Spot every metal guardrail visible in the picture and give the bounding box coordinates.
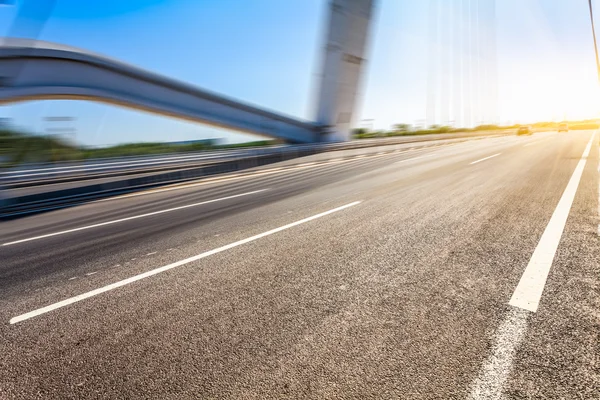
[0,131,514,218]
[0,130,511,188]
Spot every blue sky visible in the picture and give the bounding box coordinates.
[1,0,600,146]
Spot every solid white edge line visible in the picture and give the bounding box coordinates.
[2,189,269,246]
[470,153,501,165]
[509,132,596,312]
[468,307,530,399]
[470,131,597,398]
[9,201,361,324]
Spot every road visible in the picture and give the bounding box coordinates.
[1,130,507,190]
[3,135,494,202]
[0,130,598,399]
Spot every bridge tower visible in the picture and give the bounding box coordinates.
[314,0,377,142]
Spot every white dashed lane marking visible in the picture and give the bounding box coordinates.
[470,153,501,165]
[2,190,269,246]
[9,201,362,324]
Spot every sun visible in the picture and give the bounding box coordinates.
[499,62,600,123]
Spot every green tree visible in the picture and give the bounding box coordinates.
[393,123,411,132]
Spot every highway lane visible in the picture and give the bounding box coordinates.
[2,137,458,198]
[0,133,547,250]
[1,131,507,185]
[3,134,508,200]
[2,137,510,293]
[0,130,598,398]
[0,133,545,220]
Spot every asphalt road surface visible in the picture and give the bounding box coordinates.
[1,130,502,185]
[1,131,598,399]
[2,136,478,199]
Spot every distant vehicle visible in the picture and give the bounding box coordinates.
[517,126,533,136]
[558,123,569,132]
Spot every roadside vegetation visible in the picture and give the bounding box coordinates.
[2,119,597,168]
[352,119,599,139]
[0,128,276,168]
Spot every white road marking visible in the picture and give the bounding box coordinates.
[470,131,596,399]
[396,142,484,167]
[393,151,439,164]
[2,189,268,246]
[9,201,361,324]
[392,140,500,166]
[392,142,485,166]
[85,272,97,276]
[509,132,595,312]
[104,156,377,201]
[93,144,454,203]
[146,252,157,256]
[68,277,77,281]
[468,307,530,400]
[523,137,551,147]
[470,153,501,165]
